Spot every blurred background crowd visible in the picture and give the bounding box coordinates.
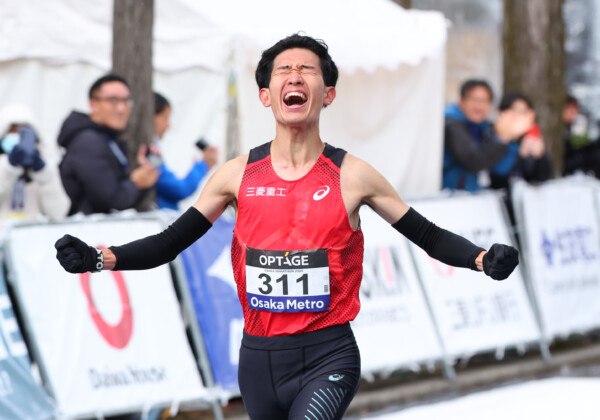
[0,0,596,236]
[0,78,219,233]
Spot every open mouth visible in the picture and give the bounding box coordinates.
[283,92,307,106]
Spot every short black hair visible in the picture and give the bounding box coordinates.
[154,92,170,115]
[255,34,338,90]
[498,92,534,111]
[460,79,494,101]
[88,74,129,99]
[565,94,579,107]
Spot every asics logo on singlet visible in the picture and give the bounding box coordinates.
[313,186,330,201]
[328,374,344,381]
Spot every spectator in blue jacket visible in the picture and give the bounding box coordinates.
[151,93,218,210]
[443,79,531,192]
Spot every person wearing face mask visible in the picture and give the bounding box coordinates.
[443,79,532,192]
[0,104,69,234]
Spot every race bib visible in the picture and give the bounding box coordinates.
[245,247,330,313]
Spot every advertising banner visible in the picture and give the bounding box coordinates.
[517,181,600,340]
[5,218,206,418]
[0,260,55,420]
[180,214,243,393]
[351,209,443,375]
[408,194,540,357]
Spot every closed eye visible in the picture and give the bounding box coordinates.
[274,65,318,76]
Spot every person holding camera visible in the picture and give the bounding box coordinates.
[0,104,69,233]
[151,92,219,210]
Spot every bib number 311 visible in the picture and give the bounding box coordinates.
[246,247,329,313]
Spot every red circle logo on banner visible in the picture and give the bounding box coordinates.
[79,249,133,349]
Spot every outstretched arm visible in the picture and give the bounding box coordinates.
[55,155,246,273]
[341,154,518,280]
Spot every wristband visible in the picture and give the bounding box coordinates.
[93,247,104,272]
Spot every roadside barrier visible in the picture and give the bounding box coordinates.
[0,259,54,419]
[353,208,444,379]
[1,176,599,417]
[512,177,600,343]
[2,215,211,419]
[407,193,542,362]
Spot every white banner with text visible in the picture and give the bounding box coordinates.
[517,180,600,340]
[352,209,443,375]
[408,194,540,358]
[5,218,206,418]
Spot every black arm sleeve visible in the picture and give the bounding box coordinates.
[109,207,212,270]
[392,207,485,271]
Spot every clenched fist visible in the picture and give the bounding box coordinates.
[482,243,519,280]
[55,234,103,273]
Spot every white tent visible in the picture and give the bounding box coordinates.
[0,0,446,203]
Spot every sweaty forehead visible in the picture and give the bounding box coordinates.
[273,48,321,68]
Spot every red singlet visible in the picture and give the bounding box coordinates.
[232,142,364,336]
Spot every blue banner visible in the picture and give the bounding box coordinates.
[180,214,243,392]
[0,260,55,419]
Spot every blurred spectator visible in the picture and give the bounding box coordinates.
[57,74,159,215]
[150,92,218,210]
[443,79,531,191]
[489,93,553,190]
[0,104,69,232]
[562,94,600,177]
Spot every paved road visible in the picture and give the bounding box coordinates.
[354,376,599,419]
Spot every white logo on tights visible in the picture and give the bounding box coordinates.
[313,186,330,201]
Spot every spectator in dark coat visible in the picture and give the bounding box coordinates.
[443,79,531,192]
[562,94,600,178]
[57,74,159,215]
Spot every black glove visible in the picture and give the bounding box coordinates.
[55,234,103,273]
[482,243,519,280]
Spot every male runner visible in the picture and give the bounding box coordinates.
[55,34,519,420]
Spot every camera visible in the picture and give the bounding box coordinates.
[1,126,36,155]
[1,126,44,170]
[195,138,209,151]
[18,126,37,156]
[146,148,163,168]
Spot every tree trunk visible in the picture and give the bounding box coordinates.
[112,0,155,209]
[503,0,566,176]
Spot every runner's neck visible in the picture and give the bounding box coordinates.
[270,137,325,180]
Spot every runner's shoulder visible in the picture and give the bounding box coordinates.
[340,153,379,182]
[204,153,248,193]
[215,154,248,178]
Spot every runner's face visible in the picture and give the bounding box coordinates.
[259,48,335,127]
